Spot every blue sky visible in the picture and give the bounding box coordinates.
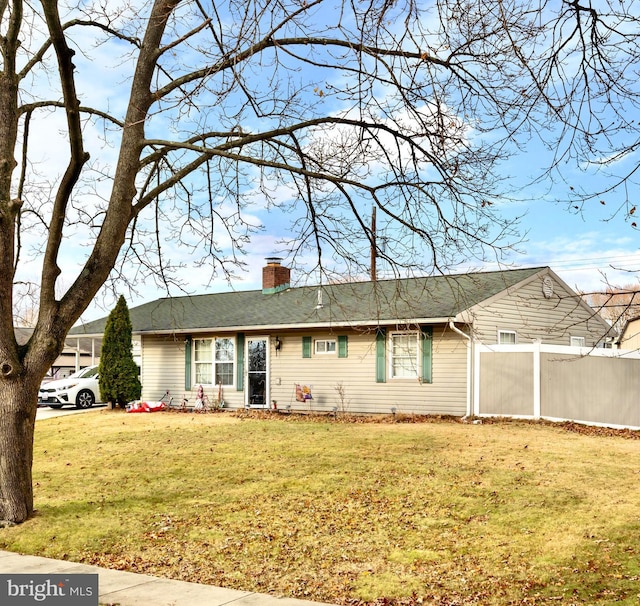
[75,127,637,321]
[72,104,640,323]
[74,194,640,324]
[14,1,640,324]
[492,131,640,295]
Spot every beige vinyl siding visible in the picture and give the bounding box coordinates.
[140,334,246,408]
[269,325,468,416]
[141,325,468,415]
[473,275,605,346]
[140,335,184,402]
[618,318,640,350]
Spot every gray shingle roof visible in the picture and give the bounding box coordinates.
[70,267,546,336]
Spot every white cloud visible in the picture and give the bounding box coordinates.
[508,231,640,292]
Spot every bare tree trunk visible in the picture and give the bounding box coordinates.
[0,378,38,524]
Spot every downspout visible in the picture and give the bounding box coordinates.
[449,320,473,418]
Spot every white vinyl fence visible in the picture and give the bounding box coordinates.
[474,344,640,430]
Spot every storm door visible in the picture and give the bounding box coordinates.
[246,337,268,408]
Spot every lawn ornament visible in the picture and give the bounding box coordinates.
[125,399,167,413]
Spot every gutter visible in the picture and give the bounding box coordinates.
[70,317,458,338]
[449,320,473,418]
[448,319,469,341]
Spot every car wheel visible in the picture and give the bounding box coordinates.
[75,389,95,409]
[49,404,63,409]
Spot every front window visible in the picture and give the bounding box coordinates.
[315,339,336,354]
[194,338,235,386]
[215,338,235,385]
[194,340,213,384]
[390,332,418,378]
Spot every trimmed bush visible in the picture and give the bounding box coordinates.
[99,296,141,407]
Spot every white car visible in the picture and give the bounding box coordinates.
[38,365,101,409]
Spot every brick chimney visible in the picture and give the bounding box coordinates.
[262,258,290,294]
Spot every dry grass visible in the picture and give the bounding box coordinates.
[1,410,639,605]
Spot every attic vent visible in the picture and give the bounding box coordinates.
[542,276,554,299]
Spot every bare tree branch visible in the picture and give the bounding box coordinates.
[3,0,640,523]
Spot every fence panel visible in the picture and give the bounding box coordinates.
[476,345,640,430]
[478,352,533,416]
[541,353,640,428]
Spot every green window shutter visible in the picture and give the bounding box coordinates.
[302,336,312,358]
[421,326,433,384]
[338,335,348,358]
[184,335,192,391]
[376,328,386,383]
[236,332,245,391]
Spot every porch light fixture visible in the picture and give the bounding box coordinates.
[274,336,282,351]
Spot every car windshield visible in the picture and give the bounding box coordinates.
[70,366,98,379]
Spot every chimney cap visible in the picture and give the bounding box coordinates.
[265,257,283,265]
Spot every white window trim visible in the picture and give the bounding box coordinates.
[498,330,517,345]
[194,337,236,387]
[570,336,586,347]
[314,339,337,354]
[389,331,420,380]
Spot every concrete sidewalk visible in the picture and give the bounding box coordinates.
[0,550,336,606]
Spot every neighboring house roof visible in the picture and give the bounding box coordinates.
[70,266,553,336]
[14,327,35,346]
[15,327,100,356]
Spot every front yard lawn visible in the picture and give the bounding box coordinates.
[1,411,639,605]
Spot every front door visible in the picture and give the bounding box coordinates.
[246,337,268,408]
